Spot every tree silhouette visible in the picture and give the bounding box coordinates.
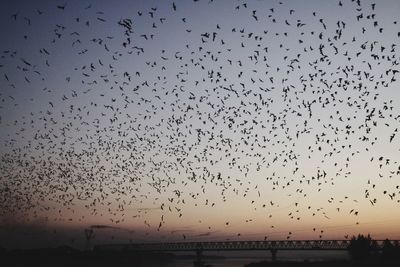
[348,234,378,261]
[382,239,400,261]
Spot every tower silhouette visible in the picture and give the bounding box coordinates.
[84,228,94,250]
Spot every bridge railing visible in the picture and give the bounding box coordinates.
[94,240,400,252]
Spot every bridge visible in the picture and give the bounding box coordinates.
[94,239,400,263]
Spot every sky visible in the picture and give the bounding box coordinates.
[0,0,400,249]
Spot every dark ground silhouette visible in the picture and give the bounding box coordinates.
[0,246,175,267]
[2,235,400,267]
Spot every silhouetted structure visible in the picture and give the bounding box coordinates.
[95,239,400,262]
[244,236,400,267]
[84,228,94,250]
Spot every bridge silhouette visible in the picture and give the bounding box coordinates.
[94,239,400,262]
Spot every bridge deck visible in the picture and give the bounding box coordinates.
[95,240,400,252]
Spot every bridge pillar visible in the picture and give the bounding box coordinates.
[194,249,204,267]
[270,249,278,261]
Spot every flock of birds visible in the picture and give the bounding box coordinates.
[0,0,400,244]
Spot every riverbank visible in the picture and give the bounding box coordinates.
[245,259,400,267]
[0,246,175,267]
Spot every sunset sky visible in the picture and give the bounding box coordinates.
[0,0,400,249]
